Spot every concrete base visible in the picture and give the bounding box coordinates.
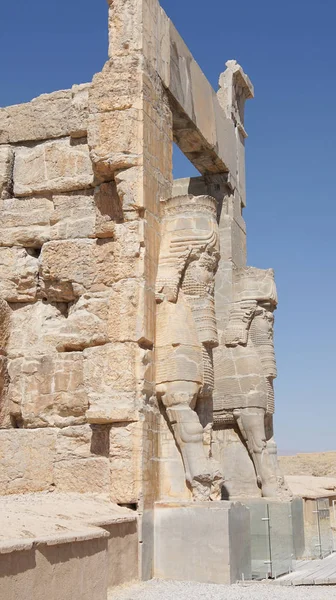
[0,493,139,599]
[154,501,251,584]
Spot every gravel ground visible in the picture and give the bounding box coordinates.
[109,579,336,600]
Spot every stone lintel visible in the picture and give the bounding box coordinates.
[166,22,238,180]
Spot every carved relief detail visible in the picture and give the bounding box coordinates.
[155,195,223,500]
[214,266,286,497]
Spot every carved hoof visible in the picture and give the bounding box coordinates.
[192,478,212,501]
[210,475,224,501]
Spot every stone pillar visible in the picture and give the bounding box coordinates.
[88,0,173,580]
[211,63,262,497]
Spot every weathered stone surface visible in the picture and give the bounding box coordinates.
[8,353,88,428]
[88,109,141,178]
[0,145,13,199]
[0,85,90,145]
[48,293,109,352]
[0,429,56,494]
[69,84,90,138]
[0,197,53,246]
[0,296,10,350]
[54,457,110,495]
[39,239,110,301]
[90,57,142,113]
[94,182,121,235]
[7,301,64,358]
[110,422,141,503]
[107,0,142,58]
[0,190,119,247]
[108,279,144,343]
[40,223,140,301]
[51,192,96,240]
[55,424,93,461]
[115,166,142,214]
[0,357,10,429]
[13,138,94,197]
[0,247,38,302]
[84,343,139,424]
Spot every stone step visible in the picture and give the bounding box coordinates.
[0,492,139,600]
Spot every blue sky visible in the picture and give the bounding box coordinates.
[1,0,335,453]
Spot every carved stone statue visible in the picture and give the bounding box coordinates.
[214,267,284,497]
[155,194,223,500]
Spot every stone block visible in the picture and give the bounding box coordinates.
[8,353,88,428]
[107,279,145,343]
[47,293,109,352]
[154,501,251,583]
[0,429,56,494]
[7,301,65,358]
[0,247,38,302]
[107,0,142,58]
[0,85,90,144]
[88,109,141,178]
[0,197,53,247]
[115,166,143,213]
[13,138,94,197]
[94,182,121,236]
[69,83,90,138]
[39,239,108,301]
[143,0,170,85]
[54,457,110,495]
[169,22,237,178]
[106,520,139,588]
[0,145,13,199]
[0,189,119,247]
[90,56,142,113]
[84,343,139,424]
[55,425,94,461]
[109,422,142,504]
[0,541,109,600]
[50,192,96,240]
[40,224,139,301]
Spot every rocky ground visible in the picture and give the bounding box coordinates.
[109,580,336,600]
[279,452,336,478]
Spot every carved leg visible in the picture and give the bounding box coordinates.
[234,407,278,498]
[264,413,286,487]
[158,381,220,500]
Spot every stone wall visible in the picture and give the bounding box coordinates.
[0,79,149,505]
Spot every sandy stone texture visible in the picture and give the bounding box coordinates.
[0,429,57,494]
[0,85,90,144]
[13,138,94,197]
[8,353,88,428]
[0,247,38,302]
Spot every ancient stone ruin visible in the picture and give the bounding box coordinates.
[1,0,334,597]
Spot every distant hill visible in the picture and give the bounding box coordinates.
[279,451,336,478]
